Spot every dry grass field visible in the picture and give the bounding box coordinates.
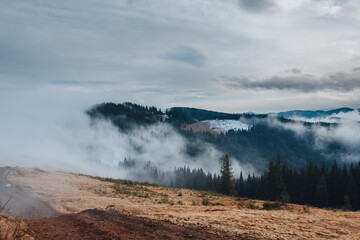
[1,167,359,239]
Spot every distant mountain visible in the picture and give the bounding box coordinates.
[165,107,268,126]
[86,102,352,171]
[277,107,354,119]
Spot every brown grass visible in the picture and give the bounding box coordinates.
[0,215,33,240]
[7,167,360,240]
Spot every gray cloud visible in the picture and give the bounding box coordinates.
[222,70,360,92]
[238,0,275,12]
[1,0,360,112]
[285,68,302,74]
[165,47,206,68]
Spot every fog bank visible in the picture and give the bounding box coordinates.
[271,111,360,163]
[0,92,254,179]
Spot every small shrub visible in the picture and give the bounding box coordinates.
[237,200,260,209]
[202,198,209,206]
[157,195,174,205]
[178,192,183,197]
[248,202,258,209]
[262,201,282,210]
[210,202,224,206]
[303,205,311,213]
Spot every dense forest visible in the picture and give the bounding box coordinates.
[88,102,360,210]
[125,156,360,210]
[182,125,329,170]
[86,102,163,131]
[86,102,340,169]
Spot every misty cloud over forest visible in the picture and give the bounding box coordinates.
[0,95,254,179]
[270,110,360,162]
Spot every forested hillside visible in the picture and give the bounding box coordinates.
[86,102,343,170]
[86,102,163,131]
[82,102,360,210]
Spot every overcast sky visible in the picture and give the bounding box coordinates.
[1,0,360,112]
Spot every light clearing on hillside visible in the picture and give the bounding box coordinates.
[203,120,251,134]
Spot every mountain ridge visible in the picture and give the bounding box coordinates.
[86,102,358,171]
[277,107,355,119]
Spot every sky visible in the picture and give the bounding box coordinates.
[1,0,360,175]
[1,0,360,113]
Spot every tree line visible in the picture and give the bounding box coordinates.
[125,155,360,210]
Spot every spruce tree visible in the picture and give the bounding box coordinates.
[328,161,342,207]
[315,175,329,208]
[346,174,360,210]
[236,172,245,197]
[220,154,235,195]
[265,157,288,202]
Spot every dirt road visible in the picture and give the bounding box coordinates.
[0,167,57,218]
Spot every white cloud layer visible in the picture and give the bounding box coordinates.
[271,110,360,163]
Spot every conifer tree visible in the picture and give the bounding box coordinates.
[346,174,360,210]
[220,154,235,195]
[328,161,342,207]
[265,157,289,202]
[315,175,329,208]
[236,172,245,197]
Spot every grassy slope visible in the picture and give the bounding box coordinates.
[4,167,360,240]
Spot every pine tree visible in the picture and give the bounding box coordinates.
[328,161,342,207]
[206,173,215,191]
[315,175,329,208]
[265,157,288,202]
[340,164,349,200]
[220,154,235,195]
[236,172,245,197]
[346,174,360,210]
[302,160,317,205]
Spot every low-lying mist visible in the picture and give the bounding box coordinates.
[0,96,254,181]
[270,111,360,163]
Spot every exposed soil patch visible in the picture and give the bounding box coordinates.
[25,209,251,240]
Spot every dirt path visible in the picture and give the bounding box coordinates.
[0,167,58,218]
[26,209,253,240]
